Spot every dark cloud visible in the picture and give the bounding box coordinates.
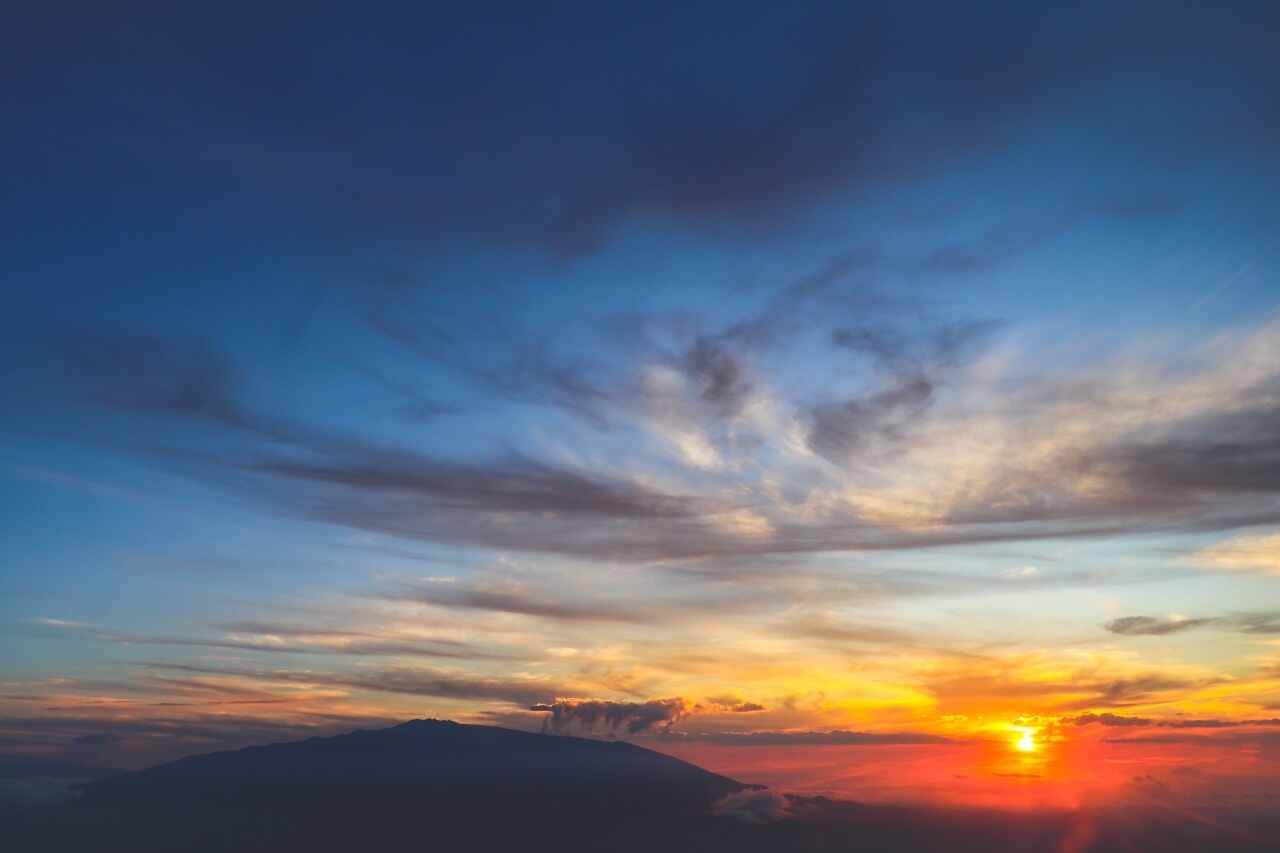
[1074,714,1280,731]
[1096,675,1206,706]
[830,318,996,373]
[681,336,752,420]
[902,196,1183,277]
[376,574,778,627]
[1234,613,1280,634]
[378,580,658,624]
[301,670,563,707]
[0,710,398,771]
[30,617,503,661]
[804,374,935,464]
[7,1,1271,276]
[1163,718,1280,729]
[668,730,956,746]
[711,788,795,824]
[256,449,696,521]
[1102,403,1280,500]
[48,331,247,428]
[0,778,90,809]
[1102,736,1192,745]
[1071,713,1153,727]
[366,306,619,423]
[533,697,689,735]
[1103,612,1280,638]
[806,315,997,465]
[1104,616,1214,636]
[1131,774,1165,787]
[143,660,570,708]
[67,733,122,761]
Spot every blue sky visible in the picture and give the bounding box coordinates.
[1,2,1279,793]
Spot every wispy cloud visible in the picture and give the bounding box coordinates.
[1187,531,1280,576]
[25,312,1280,562]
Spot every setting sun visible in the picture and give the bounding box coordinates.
[1014,729,1036,752]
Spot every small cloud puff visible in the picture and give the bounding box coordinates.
[1002,566,1040,579]
[533,697,690,734]
[712,788,795,824]
[532,695,770,734]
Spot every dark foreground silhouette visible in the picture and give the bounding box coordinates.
[3,720,1277,852]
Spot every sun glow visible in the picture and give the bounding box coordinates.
[1013,728,1036,752]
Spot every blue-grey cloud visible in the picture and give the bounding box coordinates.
[7,1,1276,265]
[1104,617,1214,636]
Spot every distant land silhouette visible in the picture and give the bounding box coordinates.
[3,719,1276,852]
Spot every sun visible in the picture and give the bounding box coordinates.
[1014,728,1036,752]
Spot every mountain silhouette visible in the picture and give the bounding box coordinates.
[3,720,1277,852]
[5,719,748,852]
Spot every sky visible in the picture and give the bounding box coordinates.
[2,0,1279,818]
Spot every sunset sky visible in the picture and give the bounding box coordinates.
[2,0,1279,815]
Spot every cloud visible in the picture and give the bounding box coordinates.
[1104,616,1214,636]
[1234,612,1280,634]
[1163,718,1280,729]
[903,197,1182,277]
[1003,566,1040,579]
[378,579,666,625]
[47,331,248,428]
[28,616,504,662]
[1071,713,1152,727]
[533,697,690,735]
[21,298,1280,564]
[10,1,1279,264]
[1101,736,1191,745]
[804,374,935,465]
[711,788,794,824]
[670,730,956,746]
[1072,714,1280,730]
[1188,532,1280,576]
[137,660,573,709]
[681,336,753,420]
[67,732,122,761]
[258,449,696,521]
[727,702,768,713]
[0,778,88,809]
[1101,612,1280,637]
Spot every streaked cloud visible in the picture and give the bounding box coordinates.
[1104,616,1214,636]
